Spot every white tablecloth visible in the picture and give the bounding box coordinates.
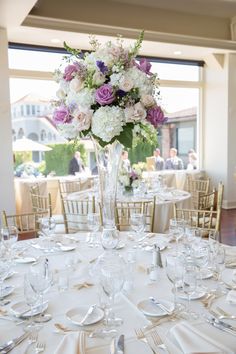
[1,234,236,353]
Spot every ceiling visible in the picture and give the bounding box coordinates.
[2,0,236,62]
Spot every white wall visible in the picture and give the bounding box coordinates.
[0,29,15,217]
[203,53,236,208]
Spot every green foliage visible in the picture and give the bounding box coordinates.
[44,142,86,176]
[14,152,32,168]
[128,130,158,165]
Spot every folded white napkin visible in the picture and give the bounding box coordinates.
[169,321,230,353]
[226,289,236,304]
[54,331,86,354]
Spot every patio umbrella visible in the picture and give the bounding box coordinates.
[13,137,52,152]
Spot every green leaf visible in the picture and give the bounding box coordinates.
[117,123,134,148]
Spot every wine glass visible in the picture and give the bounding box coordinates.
[214,246,226,295]
[28,258,52,323]
[192,244,209,289]
[130,213,145,242]
[1,226,18,259]
[208,230,220,254]
[183,264,198,319]
[101,227,119,250]
[87,213,101,247]
[165,254,185,312]
[24,273,40,331]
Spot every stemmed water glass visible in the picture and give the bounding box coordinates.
[130,213,145,242]
[98,255,125,336]
[87,213,101,247]
[192,244,209,289]
[214,246,226,295]
[28,258,52,323]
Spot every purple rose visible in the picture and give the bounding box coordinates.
[147,106,167,128]
[53,106,72,124]
[63,63,79,81]
[95,84,115,105]
[138,58,152,75]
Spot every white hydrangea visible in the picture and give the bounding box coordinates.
[119,175,130,187]
[109,72,123,86]
[92,106,125,142]
[126,67,153,95]
[76,88,95,109]
[57,122,78,139]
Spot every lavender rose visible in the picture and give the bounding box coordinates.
[63,63,79,81]
[95,84,115,105]
[147,106,167,128]
[53,106,72,124]
[138,58,152,75]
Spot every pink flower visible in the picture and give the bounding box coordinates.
[138,58,152,75]
[95,84,115,105]
[147,106,167,128]
[53,106,72,124]
[74,109,92,131]
[63,63,79,81]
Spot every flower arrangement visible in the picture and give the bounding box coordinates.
[119,165,142,190]
[53,31,167,147]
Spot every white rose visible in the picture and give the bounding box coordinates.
[92,71,106,86]
[119,76,133,92]
[56,88,66,99]
[73,109,92,131]
[125,102,146,122]
[69,77,83,92]
[141,94,156,108]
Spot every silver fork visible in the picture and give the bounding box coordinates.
[24,333,38,354]
[150,330,170,353]
[135,328,157,354]
[35,342,45,353]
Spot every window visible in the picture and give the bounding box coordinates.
[26,105,30,115]
[18,128,24,139]
[32,105,36,115]
[20,105,24,116]
[40,129,46,141]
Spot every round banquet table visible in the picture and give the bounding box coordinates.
[67,189,192,233]
[1,234,236,353]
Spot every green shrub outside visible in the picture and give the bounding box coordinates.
[44,142,86,176]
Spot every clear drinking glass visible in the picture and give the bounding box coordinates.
[214,246,226,295]
[130,213,145,241]
[40,217,56,251]
[169,218,184,253]
[165,254,185,311]
[28,258,52,323]
[0,260,10,304]
[183,264,198,320]
[1,226,18,259]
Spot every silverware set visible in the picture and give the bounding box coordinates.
[135,327,169,354]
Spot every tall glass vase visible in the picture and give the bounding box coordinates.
[92,137,123,227]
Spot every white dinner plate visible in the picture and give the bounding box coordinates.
[0,285,14,298]
[11,301,48,318]
[201,269,213,280]
[66,306,104,326]
[57,245,76,252]
[15,257,37,264]
[177,287,206,300]
[137,299,175,317]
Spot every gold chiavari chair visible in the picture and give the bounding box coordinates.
[198,190,216,211]
[1,210,48,239]
[115,197,156,232]
[61,196,98,233]
[216,181,224,210]
[174,205,221,236]
[30,188,52,216]
[58,179,82,198]
[186,177,211,209]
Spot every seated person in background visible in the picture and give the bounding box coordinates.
[187,149,198,170]
[68,151,85,175]
[121,150,131,172]
[154,148,164,171]
[165,148,184,170]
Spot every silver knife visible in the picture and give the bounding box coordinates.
[0,332,29,353]
[110,337,116,354]
[117,334,124,354]
[207,317,236,337]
